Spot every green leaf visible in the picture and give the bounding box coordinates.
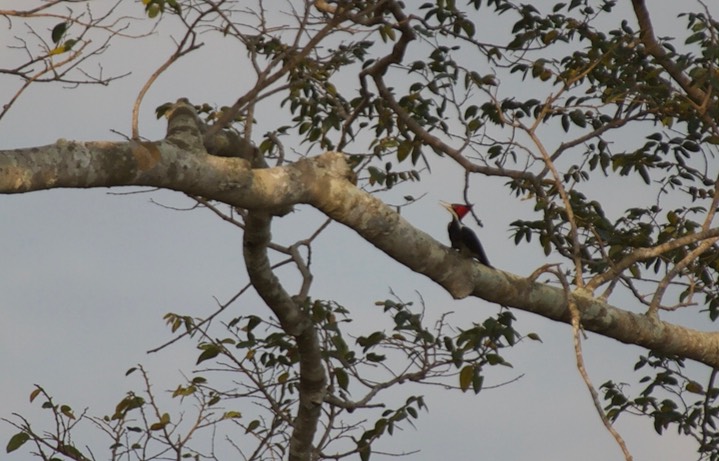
[472,373,484,394]
[60,444,85,460]
[172,384,197,398]
[526,332,542,342]
[487,145,502,158]
[112,394,144,419]
[461,20,475,38]
[167,0,181,14]
[459,365,473,392]
[638,165,650,185]
[29,387,42,402]
[542,30,558,45]
[685,31,706,45]
[486,353,507,366]
[63,39,77,52]
[147,3,161,18]
[6,432,30,453]
[569,110,586,128]
[245,315,262,332]
[51,23,67,44]
[60,404,75,420]
[366,352,386,362]
[149,413,171,431]
[367,166,385,186]
[357,331,386,352]
[335,368,349,391]
[196,344,221,365]
[245,419,260,434]
[682,141,700,152]
[149,422,165,431]
[359,442,371,461]
[397,140,411,162]
[685,381,704,394]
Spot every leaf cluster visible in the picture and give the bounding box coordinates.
[602,353,719,460]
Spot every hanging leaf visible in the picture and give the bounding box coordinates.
[335,368,349,391]
[459,365,473,392]
[196,344,221,365]
[245,419,260,434]
[29,387,42,403]
[51,23,68,44]
[6,432,30,453]
[60,404,75,420]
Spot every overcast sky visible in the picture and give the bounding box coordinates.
[1,2,716,460]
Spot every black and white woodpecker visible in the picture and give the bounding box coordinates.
[440,201,492,267]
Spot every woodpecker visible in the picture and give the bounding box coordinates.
[440,201,492,267]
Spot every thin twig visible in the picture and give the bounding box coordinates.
[553,268,633,461]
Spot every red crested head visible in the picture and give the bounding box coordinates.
[451,203,473,220]
[441,201,473,221]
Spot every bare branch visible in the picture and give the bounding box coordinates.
[554,269,634,461]
[586,227,719,292]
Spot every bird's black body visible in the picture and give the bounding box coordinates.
[442,202,492,267]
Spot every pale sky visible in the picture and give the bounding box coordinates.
[1,2,715,460]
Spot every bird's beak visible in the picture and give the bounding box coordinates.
[439,200,457,218]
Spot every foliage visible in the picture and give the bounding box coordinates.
[3,299,532,460]
[602,353,719,460]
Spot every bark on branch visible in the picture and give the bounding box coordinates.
[1,101,718,370]
[243,211,326,461]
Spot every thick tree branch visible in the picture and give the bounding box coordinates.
[2,140,719,367]
[1,101,718,370]
[307,173,719,369]
[243,211,326,461]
